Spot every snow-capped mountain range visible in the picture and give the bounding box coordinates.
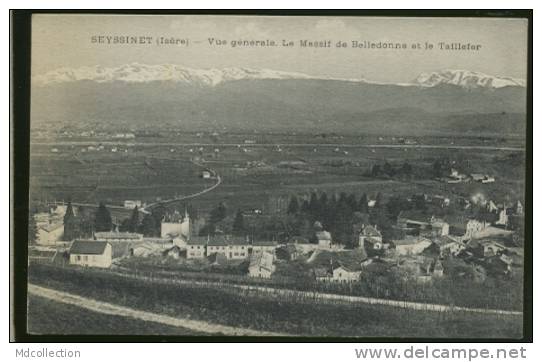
[33,63,525,89]
[414,69,526,89]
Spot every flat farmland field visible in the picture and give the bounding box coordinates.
[29,135,526,215]
[30,145,214,207]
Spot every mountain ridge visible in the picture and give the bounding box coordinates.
[33,64,526,90]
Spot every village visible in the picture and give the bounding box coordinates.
[30,183,524,289]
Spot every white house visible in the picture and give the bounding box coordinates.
[161,210,190,238]
[124,200,142,209]
[495,209,509,227]
[316,230,332,249]
[69,240,112,268]
[37,223,64,246]
[202,170,212,179]
[358,225,382,248]
[252,241,278,254]
[430,217,449,236]
[483,241,507,257]
[186,238,206,259]
[332,265,362,282]
[206,238,229,257]
[393,237,432,256]
[227,237,250,260]
[464,219,489,240]
[440,241,466,257]
[248,251,276,278]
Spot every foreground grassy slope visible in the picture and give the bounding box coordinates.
[27,295,199,335]
[28,264,523,338]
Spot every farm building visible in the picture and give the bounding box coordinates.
[164,246,183,259]
[310,249,367,282]
[397,211,449,237]
[206,237,229,257]
[313,263,362,283]
[316,230,332,249]
[358,224,382,248]
[248,251,276,278]
[225,236,250,260]
[392,236,432,256]
[205,235,250,260]
[37,223,64,246]
[124,200,142,209]
[160,210,190,239]
[202,170,212,179]
[287,236,318,254]
[464,219,490,240]
[439,240,466,257]
[332,265,362,282]
[69,240,112,268]
[186,238,207,259]
[482,241,507,257]
[252,240,278,254]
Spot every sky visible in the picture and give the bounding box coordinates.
[31,14,529,83]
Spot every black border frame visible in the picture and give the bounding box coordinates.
[11,9,533,343]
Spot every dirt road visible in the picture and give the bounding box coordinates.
[28,283,287,336]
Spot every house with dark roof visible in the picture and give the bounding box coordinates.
[94,231,143,242]
[186,237,207,259]
[332,264,362,282]
[69,240,112,268]
[206,237,229,257]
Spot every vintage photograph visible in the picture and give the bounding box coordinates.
[24,13,529,338]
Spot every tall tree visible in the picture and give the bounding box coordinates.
[63,202,75,225]
[371,164,382,177]
[400,162,413,178]
[94,202,113,232]
[140,213,157,236]
[209,202,227,224]
[63,202,79,241]
[358,193,368,213]
[382,161,395,177]
[128,206,140,232]
[309,192,320,216]
[232,209,245,235]
[287,195,299,214]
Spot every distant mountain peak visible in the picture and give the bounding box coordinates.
[33,64,525,90]
[33,63,368,87]
[413,69,525,89]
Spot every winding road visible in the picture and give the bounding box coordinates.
[51,158,222,215]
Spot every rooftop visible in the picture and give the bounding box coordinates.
[315,231,332,240]
[94,232,142,240]
[70,240,109,255]
[253,240,279,247]
[361,225,382,237]
[249,251,274,271]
